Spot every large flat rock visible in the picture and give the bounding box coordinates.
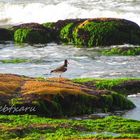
[0,74,135,116]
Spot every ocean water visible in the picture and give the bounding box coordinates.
[123,94,140,120]
[0,0,140,26]
[0,43,140,79]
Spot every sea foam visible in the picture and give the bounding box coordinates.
[0,1,140,26]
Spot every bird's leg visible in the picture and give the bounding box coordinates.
[59,74,62,78]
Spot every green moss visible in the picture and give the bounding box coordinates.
[10,98,23,106]
[0,115,140,139]
[14,28,31,43]
[100,94,113,112]
[14,28,49,44]
[73,78,140,95]
[73,77,139,90]
[102,47,140,56]
[111,92,135,109]
[94,79,128,90]
[60,23,74,43]
[73,78,130,89]
[73,78,97,83]
[72,21,129,47]
[0,58,30,64]
[99,92,135,111]
[36,94,98,117]
[0,58,46,64]
[72,19,140,47]
[42,22,55,29]
[35,91,135,117]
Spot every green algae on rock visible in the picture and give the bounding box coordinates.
[73,78,140,95]
[102,47,140,56]
[14,28,49,43]
[1,18,140,46]
[60,22,74,43]
[13,23,53,44]
[43,22,55,29]
[0,58,30,64]
[43,19,85,43]
[44,18,140,47]
[71,18,140,47]
[0,74,135,117]
[0,115,139,139]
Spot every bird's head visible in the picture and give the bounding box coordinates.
[64,59,69,66]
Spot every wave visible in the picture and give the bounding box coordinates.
[0,1,140,26]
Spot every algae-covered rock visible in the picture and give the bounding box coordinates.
[60,22,74,43]
[1,18,140,46]
[112,80,140,95]
[56,18,140,47]
[0,28,13,41]
[72,18,140,47]
[43,19,85,43]
[13,23,53,43]
[42,18,140,46]
[102,47,140,56]
[0,74,135,117]
[74,78,140,95]
[0,115,140,139]
[14,28,46,43]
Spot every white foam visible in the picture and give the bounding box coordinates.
[0,1,140,26]
[128,93,140,98]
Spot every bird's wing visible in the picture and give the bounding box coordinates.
[51,65,65,73]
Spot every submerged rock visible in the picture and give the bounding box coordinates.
[0,74,135,117]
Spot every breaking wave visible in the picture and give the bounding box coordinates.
[0,0,140,26]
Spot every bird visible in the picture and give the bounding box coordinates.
[50,59,69,77]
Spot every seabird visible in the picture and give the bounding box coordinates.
[50,59,69,77]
